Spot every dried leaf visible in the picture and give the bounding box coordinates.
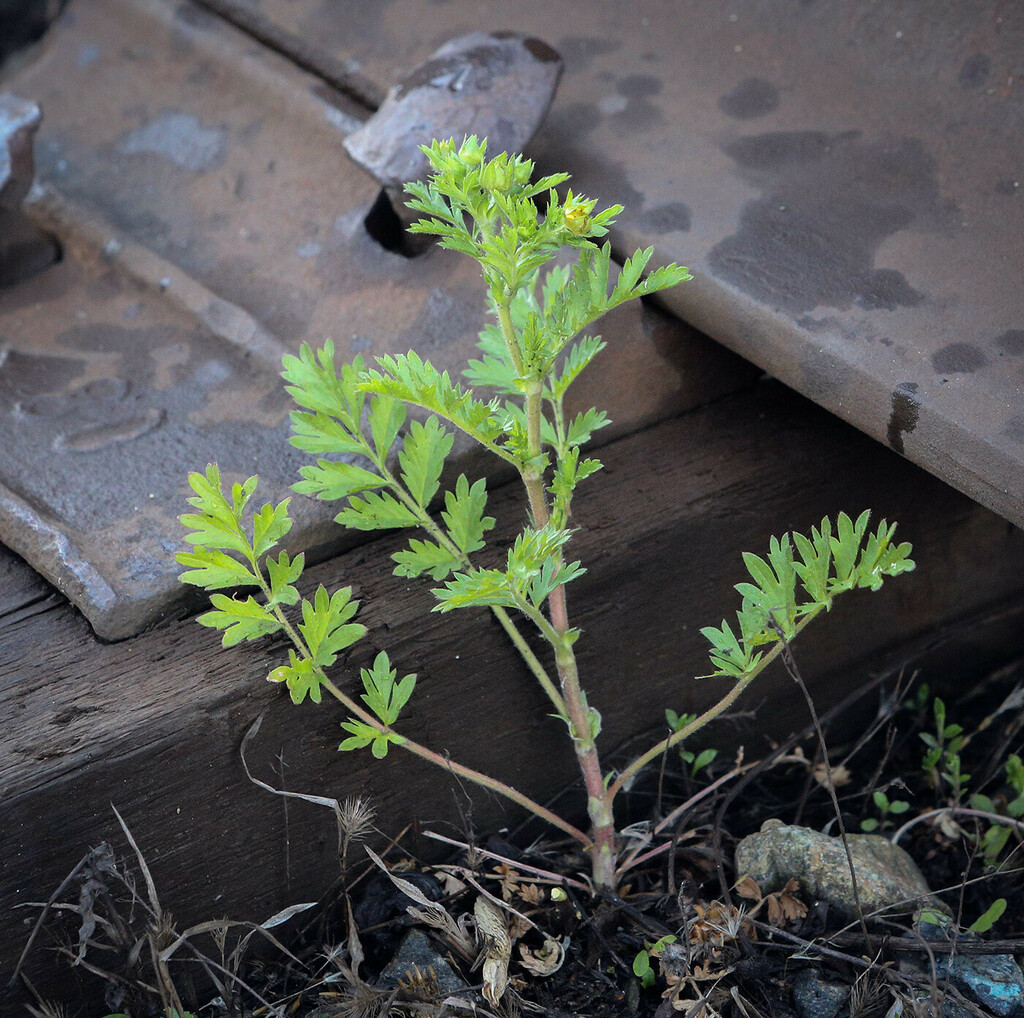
[733,875,762,902]
[765,879,807,927]
[938,812,965,840]
[519,883,545,906]
[475,895,511,1006]
[437,869,468,896]
[365,847,475,956]
[519,936,566,976]
[812,761,851,788]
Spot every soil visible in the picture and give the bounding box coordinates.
[19,658,1024,1018]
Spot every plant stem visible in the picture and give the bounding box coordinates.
[318,675,590,847]
[255,562,588,848]
[497,294,617,889]
[374,458,568,720]
[608,608,825,800]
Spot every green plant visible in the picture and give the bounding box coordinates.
[632,934,677,989]
[860,788,910,832]
[178,137,915,892]
[969,896,1007,934]
[665,710,718,779]
[971,753,1024,865]
[920,697,969,800]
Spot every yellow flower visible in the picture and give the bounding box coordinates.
[562,193,596,236]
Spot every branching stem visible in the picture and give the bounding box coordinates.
[253,556,589,848]
[608,608,825,800]
[497,292,617,889]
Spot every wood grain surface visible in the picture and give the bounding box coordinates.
[4,379,1024,1006]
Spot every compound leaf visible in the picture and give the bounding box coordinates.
[335,490,421,531]
[199,593,281,647]
[399,416,453,509]
[392,539,461,580]
[441,475,495,556]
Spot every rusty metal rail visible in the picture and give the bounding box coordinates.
[0,0,739,638]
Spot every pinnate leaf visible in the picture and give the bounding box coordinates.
[335,490,421,531]
[702,512,914,679]
[441,475,495,556]
[198,593,281,647]
[359,352,510,458]
[399,416,453,508]
[392,539,461,580]
[299,586,366,669]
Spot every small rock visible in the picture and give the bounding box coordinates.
[792,969,850,1018]
[735,818,945,918]
[377,929,468,998]
[913,915,1024,1016]
[941,953,1024,1017]
[344,32,562,191]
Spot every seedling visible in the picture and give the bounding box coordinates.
[971,753,1024,865]
[665,710,718,779]
[860,788,910,832]
[179,137,915,891]
[920,697,969,800]
[632,934,677,989]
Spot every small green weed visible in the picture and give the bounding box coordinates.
[179,137,914,891]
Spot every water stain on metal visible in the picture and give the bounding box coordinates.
[995,329,1024,355]
[495,33,559,65]
[604,73,663,131]
[549,101,600,139]
[635,201,691,234]
[931,342,986,374]
[56,407,166,452]
[718,77,780,120]
[117,111,227,172]
[555,35,620,73]
[958,53,991,89]
[709,131,943,315]
[0,349,85,403]
[887,381,921,454]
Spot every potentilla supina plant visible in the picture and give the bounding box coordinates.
[178,137,915,892]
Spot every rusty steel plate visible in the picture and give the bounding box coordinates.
[202,0,1024,530]
[0,0,740,638]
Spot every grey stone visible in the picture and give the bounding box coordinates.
[344,31,562,191]
[735,819,945,918]
[377,929,468,998]
[792,969,850,1018]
